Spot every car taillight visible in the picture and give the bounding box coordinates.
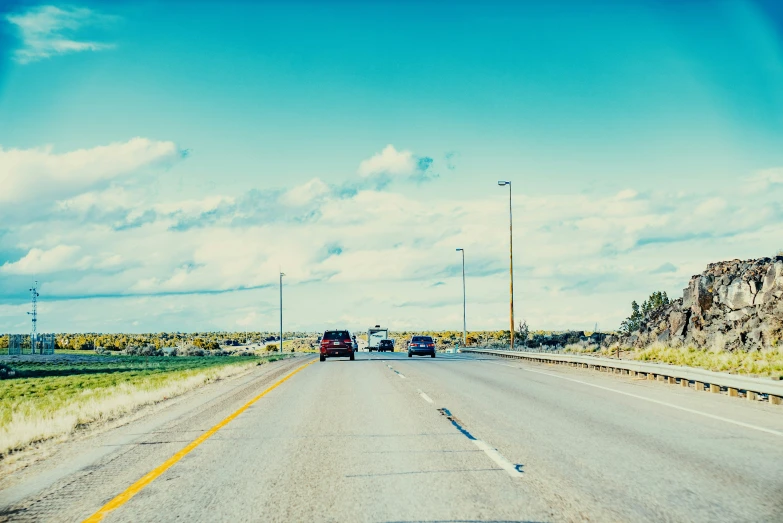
[343,339,351,345]
[427,343,434,347]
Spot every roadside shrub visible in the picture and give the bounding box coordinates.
[0,364,16,379]
[120,345,140,356]
[120,344,163,356]
[182,346,205,357]
[140,345,163,357]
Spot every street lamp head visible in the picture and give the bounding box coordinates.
[456,248,463,252]
[497,180,509,186]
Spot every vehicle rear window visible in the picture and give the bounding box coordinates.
[323,331,349,340]
[412,336,433,342]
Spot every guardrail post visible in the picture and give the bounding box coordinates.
[747,391,757,401]
[728,387,738,397]
[695,381,705,391]
[771,395,782,405]
[709,384,721,394]
[647,373,655,380]
[667,376,676,384]
[657,375,665,382]
[680,379,689,388]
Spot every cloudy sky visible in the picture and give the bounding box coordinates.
[1,0,782,334]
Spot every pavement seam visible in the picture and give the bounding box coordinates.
[386,364,406,379]
[436,408,523,478]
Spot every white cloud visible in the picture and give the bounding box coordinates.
[744,168,783,193]
[694,197,727,216]
[614,189,638,200]
[236,310,259,327]
[357,145,416,177]
[0,137,184,204]
[154,195,234,216]
[0,139,781,333]
[280,178,330,206]
[6,5,115,64]
[0,245,82,274]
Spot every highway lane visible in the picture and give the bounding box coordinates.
[2,351,782,522]
[387,353,783,521]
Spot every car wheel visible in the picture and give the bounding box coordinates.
[320,355,325,362]
[408,352,412,357]
[350,353,355,361]
[431,353,435,358]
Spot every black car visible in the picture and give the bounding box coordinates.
[378,339,394,352]
[408,336,436,358]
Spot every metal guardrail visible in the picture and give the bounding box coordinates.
[461,348,783,404]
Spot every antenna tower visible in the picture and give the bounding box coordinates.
[28,281,39,352]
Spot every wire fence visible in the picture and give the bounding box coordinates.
[4,334,56,355]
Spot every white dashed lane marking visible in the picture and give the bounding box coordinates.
[418,390,434,403]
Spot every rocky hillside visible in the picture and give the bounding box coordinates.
[616,256,783,351]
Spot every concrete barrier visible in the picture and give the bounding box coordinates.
[461,348,783,405]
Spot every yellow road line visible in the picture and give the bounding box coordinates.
[83,358,315,522]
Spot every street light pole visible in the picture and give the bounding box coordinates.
[456,248,466,346]
[279,271,285,354]
[497,181,514,351]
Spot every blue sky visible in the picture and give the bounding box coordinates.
[1,0,782,333]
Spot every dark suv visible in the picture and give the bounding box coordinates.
[378,339,394,352]
[320,330,355,362]
[408,336,436,358]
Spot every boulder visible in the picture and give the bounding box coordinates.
[668,310,687,336]
[726,308,753,322]
[760,261,783,304]
[691,276,714,315]
[724,279,755,310]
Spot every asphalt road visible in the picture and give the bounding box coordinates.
[2,352,783,522]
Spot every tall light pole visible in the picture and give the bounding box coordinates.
[497,181,514,351]
[28,281,39,354]
[279,271,285,353]
[456,248,466,346]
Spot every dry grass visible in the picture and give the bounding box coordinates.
[632,344,783,377]
[0,360,257,458]
[564,340,614,356]
[565,341,783,377]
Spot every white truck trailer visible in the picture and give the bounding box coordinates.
[367,326,389,352]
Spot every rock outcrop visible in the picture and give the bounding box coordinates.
[614,256,783,351]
